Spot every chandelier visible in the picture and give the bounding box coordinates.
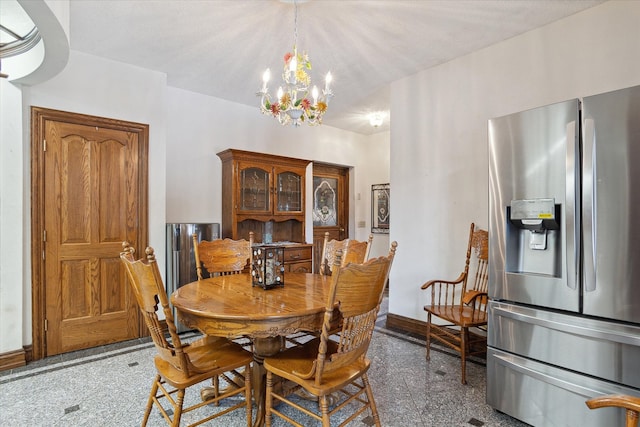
[257,0,333,127]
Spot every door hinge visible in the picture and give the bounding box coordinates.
[43,139,46,152]
[44,319,48,331]
[43,230,47,242]
[42,250,45,260]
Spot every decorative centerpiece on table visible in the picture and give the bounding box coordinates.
[251,244,285,289]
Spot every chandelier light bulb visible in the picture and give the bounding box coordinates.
[312,85,319,105]
[262,69,271,91]
[289,54,297,73]
[325,72,332,90]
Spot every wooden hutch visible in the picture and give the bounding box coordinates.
[217,149,313,272]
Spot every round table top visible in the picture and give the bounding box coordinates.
[170,272,331,339]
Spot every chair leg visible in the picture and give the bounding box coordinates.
[142,375,160,426]
[172,389,185,427]
[319,394,330,427]
[460,327,468,384]
[426,313,432,361]
[265,371,273,427]
[626,408,639,427]
[362,373,381,427]
[244,365,253,427]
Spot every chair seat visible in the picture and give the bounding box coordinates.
[155,336,252,389]
[264,339,371,397]
[424,305,487,328]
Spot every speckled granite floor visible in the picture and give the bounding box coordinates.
[0,298,529,426]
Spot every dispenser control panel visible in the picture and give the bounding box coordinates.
[510,198,555,220]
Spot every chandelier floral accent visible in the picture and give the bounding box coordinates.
[257,0,333,126]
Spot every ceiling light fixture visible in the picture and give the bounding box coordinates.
[257,0,333,127]
[368,112,385,127]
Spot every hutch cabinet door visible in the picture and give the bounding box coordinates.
[237,161,272,214]
[274,167,304,215]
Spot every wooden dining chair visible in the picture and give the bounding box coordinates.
[192,232,253,279]
[287,232,374,347]
[318,232,373,276]
[586,394,640,427]
[264,241,397,427]
[192,231,255,390]
[420,222,488,384]
[120,242,253,427]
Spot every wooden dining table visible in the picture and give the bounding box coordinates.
[170,272,332,427]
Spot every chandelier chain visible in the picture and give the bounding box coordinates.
[293,0,298,48]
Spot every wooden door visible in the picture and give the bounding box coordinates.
[31,107,148,359]
[312,163,349,273]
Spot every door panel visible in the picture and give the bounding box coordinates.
[32,107,149,359]
[488,100,580,312]
[582,85,640,323]
[312,164,349,273]
[45,121,140,355]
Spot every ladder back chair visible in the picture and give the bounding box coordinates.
[289,232,374,346]
[319,232,373,276]
[264,241,397,427]
[120,242,253,427]
[586,394,640,427]
[420,222,489,384]
[192,232,253,279]
[192,232,255,388]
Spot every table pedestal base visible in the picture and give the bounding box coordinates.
[251,336,284,427]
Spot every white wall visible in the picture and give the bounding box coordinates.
[389,0,640,321]
[356,131,391,258]
[0,51,389,353]
[0,80,26,353]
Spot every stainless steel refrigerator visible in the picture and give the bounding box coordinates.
[166,223,220,332]
[487,85,640,426]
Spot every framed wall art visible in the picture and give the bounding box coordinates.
[371,183,390,234]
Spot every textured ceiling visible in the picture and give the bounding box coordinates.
[68,0,604,135]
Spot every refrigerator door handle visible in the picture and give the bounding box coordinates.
[565,120,579,290]
[492,352,602,398]
[583,118,597,292]
[172,226,181,251]
[493,304,640,346]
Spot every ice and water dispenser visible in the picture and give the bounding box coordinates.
[505,198,562,277]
